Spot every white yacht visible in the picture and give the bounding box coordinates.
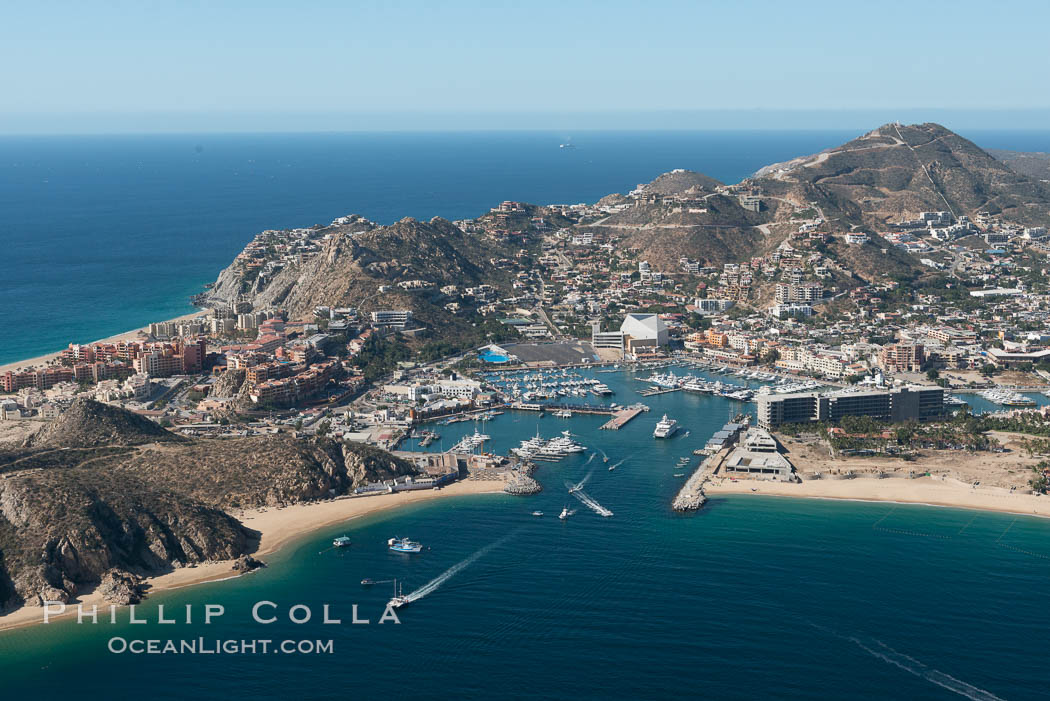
[653,415,679,438]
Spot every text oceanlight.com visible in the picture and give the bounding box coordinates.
[108,638,335,655]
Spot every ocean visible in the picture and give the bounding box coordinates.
[4,128,1050,366]
[2,367,1049,699]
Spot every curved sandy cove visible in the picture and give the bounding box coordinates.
[0,479,506,632]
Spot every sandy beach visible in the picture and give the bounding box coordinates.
[706,475,1050,517]
[0,478,507,632]
[704,428,1050,515]
[0,310,207,375]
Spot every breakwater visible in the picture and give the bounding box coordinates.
[672,448,728,511]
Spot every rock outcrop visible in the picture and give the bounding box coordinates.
[231,555,265,573]
[97,568,145,605]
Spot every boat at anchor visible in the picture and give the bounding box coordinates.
[388,537,423,553]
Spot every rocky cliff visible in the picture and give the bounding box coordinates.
[0,401,417,611]
[208,216,517,324]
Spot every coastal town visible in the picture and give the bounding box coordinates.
[5,126,1050,516]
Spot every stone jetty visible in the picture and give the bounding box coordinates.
[504,474,542,495]
[672,448,728,511]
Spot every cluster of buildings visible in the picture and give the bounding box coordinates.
[1,338,205,393]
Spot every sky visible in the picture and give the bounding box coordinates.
[2,0,1050,133]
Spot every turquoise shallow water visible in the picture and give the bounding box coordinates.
[2,369,1049,699]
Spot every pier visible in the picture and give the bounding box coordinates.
[638,386,681,397]
[672,448,728,511]
[599,405,644,430]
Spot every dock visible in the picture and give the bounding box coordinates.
[599,405,644,430]
[638,386,681,397]
[672,448,728,511]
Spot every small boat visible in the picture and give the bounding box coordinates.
[559,506,571,520]
[388,579,409,609]
[361,578,375,586]
[532,510,544,517]
[388,537,423,553]
[333,536,352,547]
[608,464,616,471]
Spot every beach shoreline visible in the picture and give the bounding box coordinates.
[0,478,507,633]
[0,310,205,375]
[705,475,1050,517]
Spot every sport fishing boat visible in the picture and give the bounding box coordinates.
[333,536,352,547]
[653,414,679,438]
[388,537,423,553]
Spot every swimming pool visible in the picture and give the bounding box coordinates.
[479,349,510,363]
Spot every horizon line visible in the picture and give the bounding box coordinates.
[5,108,1050,137]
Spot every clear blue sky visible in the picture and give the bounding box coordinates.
[3,0,1049,133]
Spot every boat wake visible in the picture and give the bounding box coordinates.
[808,622,1003,701]
[568,486,613,517]
[402,532,515,604]
[849,636,1004,701]
[572,466,597,492]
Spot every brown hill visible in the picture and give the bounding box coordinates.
[24,398,180,449]
[1,404,417,611]
[755,123,1050,228]
[600,123,1050,273]
[208,216,527,339]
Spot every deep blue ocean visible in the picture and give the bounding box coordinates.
[4,128,1050,365]
[2,367,1048,699]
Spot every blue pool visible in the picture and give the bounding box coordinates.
[479,349,510,363]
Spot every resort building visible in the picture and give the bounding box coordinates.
[757,386,945,428]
